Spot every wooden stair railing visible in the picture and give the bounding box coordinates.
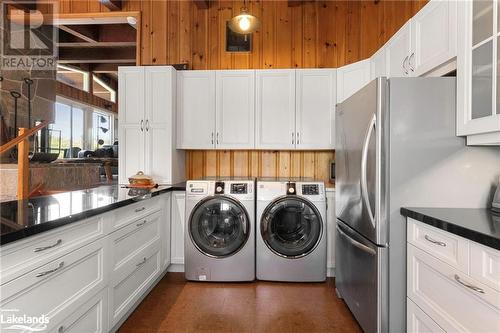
[0,121,49,200]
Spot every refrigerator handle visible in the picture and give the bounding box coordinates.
[361,114,376,228]
[337,224,376,256]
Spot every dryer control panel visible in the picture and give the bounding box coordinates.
[302,184,319,195]
[231,183,248,194]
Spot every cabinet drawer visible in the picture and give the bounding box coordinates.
[112,197,161,230]
[49,289,108,333]
[109,240,162,326]
[110,210,162,271]
[1,217,104,285]
[408,244,500,332]
[470,242,500,292]
[0,239,108,332]
[408,218,468,272]
[407,298,445,333]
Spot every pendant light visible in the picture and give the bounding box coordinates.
[228,0,260,34]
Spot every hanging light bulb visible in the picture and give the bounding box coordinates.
[228,0,260,34]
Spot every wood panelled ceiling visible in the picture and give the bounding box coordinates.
[57,0,427,185]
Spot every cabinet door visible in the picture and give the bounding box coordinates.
[386,21,412,77]
[118,125,145,184]
[170,191,185,265]
[370,47,387,80]
[215,70,255,149]
[410,0,457,76]
[336,59,371,103]
[145,66,174,184]
[255,70,296,149]
[177,71,216,149]
[296,69,336,149]
[407,298,445,333]
[457,0,500,139]
[118,67,145,126]
[118,67,146,184]
[161,193,172,270]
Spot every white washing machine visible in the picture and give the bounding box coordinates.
[256,179,327,282]
[185,179,255,281]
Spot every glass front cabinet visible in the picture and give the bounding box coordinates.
[457,0,500,145]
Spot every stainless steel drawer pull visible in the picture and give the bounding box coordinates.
[424,235,446,247]
[36,261,64,277]
[136,220,147,227]
[136,257,147,267]
[58,326,64,333]
[34,239,62,252]
[454,274,485,294]
[135,207,146,213]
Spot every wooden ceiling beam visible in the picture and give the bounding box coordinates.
[57,41,136,48]
[58,25,99,43]
[58,47,136,64]
[99,0,122,11]
[91,63,134,73]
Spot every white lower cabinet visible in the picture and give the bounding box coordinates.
[407,218,500,333]
[49,289,109,333]
[326,189,336,276]
[0,193,173,333]
[0,238,108,332]
[407,298,445,333]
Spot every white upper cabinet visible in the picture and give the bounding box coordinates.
[119,66,185,185]
[296,69,336,149]
[457,0,500,145]
[370,47,387,80]
[386,21,412,77]
[255,70,296,149]
[410,0,457,76]
[177,71,216,149]
[336,59,371,103]
[215,70,255,149]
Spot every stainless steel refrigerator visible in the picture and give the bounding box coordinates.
[335,77,460,333]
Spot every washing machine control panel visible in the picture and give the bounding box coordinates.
[302,184,319,195]
[230,183,248,194]
[286,183,296,195]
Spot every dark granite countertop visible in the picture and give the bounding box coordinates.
[401,207,500,250]
[0,183,186,246]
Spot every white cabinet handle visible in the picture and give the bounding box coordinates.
[296,132,300,144]
[409,52,415,72]
[140,120,144,132]
[292,132,295,145]
[402,56,409,75]
[136,220,147,227]
[211,132,214,145]
[36,261,64,277]
[454,274,485,294]
[216,132,219,145]
[424,234,446,247]
[134,207,145,213]
[136,257,147,267]
[145,120,149,132]
[34,239,62,252]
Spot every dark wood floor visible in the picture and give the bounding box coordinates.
[118,273,362,333]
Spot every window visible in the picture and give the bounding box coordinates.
[49,102,85,158]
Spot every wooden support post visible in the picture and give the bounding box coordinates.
[17,128,29,200]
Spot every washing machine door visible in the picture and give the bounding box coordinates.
[189,196,250,258]
[261,196,323,259]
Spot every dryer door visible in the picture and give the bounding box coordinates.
[189,196,250,258]
[261,197,323,259]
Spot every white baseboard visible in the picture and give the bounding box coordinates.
[327,267,336,278]
[167,263,185,272]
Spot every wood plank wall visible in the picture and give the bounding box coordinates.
[57,0,427,186]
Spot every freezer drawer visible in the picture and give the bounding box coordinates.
[335,220,387,333]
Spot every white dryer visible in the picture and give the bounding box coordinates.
[256,180,327,282]
[185,179,255,281]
